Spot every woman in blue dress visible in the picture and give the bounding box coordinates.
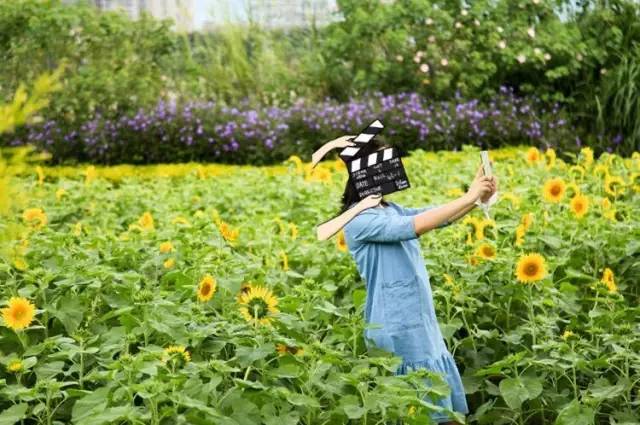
[342,148,497,424]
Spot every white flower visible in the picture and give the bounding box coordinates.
[420,63,430,73]
[474,19,481,27]
[534,47,542,55]
[461,9,468,16]
[425,17,434,25]
[440,58,449,66]
[455,21,463,29]
[576,53,583,61]
[497,26,504,33]
[395,55,404,62]
[532,0,540,4]
[428,35,436,43]
[543,53,551,61]
[527,26,536,38]
[600,68,607,75]
[498,40,507,49]
[517,54,526,64]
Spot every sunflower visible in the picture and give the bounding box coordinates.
[13,257,28,271]
[237,282,253,303]
[197,275,217,302]
[336,229,348,252]
[569,165,585,181]
[163,345,191,364]
[542,178,566,203]
[6,359,23,373]
[580,147,594,167]
[570,194,589,218]
[600,268,617,293]
[476,243,497,259]
[289,222,299,239]
[604,175,625,197]
[463,216,494,240]
[35,165,44,185]
[171,216,191,226]
[55,187,67,200]
[287,155,304,174]
[501,192,521,207]
[521,212,534,230]
[279,250,289,271]
[630,173,640,193]
[443,273,454,286]
[22,208,47,229]
[238,285,279,326]
[218,221,239,242]
[544,148,556,169]
[84,165,97,185]
[408,405,417,417]
[163,258,175,269]
[276,343,304,356]
[137,211,154,230]
[1,297,36,331]
[446,187,465,197]
[515,224,526,247]
[515,253,546,283]
[159,241,174,253]
[305,165,332,183]
[594,164,609,178]
[565,182,580,197]
[525,147,541,164]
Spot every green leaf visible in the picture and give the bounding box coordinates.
[352,289,366,309]
[0,403,28,425]
[270,363,301,378]
[343,404,366,419]
[555,400,594,425]
[285,393,320,408]
[587,378,626,400]
[234,343,274,367]
[499,377,528,410]
[52,296,84,334]
[72,387,110,424]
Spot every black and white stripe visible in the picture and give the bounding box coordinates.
[349,147,398,172]
[339,119,384,161]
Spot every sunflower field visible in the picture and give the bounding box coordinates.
[0,145,639,425]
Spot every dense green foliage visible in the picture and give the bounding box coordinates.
[1,146,639,423]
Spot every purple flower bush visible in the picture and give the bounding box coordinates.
[5,88,576,165]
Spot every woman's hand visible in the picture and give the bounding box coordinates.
[466,164,495,204]
[329,135,357,149]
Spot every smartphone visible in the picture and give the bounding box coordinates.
[480,150,492,177]
[479,151,492,218]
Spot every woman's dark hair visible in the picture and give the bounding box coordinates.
[339,137,389,213]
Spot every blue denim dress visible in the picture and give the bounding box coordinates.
[343,201,469,423]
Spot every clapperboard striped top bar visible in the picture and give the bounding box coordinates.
[339,119,384,161]
[350,147,397,172]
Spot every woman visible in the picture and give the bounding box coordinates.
[342,143,497,424]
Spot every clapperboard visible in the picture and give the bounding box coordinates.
[339,120,410,200]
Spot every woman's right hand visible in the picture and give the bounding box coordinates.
[465,164,494,204]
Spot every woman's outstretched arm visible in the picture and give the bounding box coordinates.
[413,165,495,236]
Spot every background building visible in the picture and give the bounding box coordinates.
[201,0,339,30]
[91,0,194,31]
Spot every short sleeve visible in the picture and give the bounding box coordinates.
[394,203,450,228]
[344,210,418,243]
